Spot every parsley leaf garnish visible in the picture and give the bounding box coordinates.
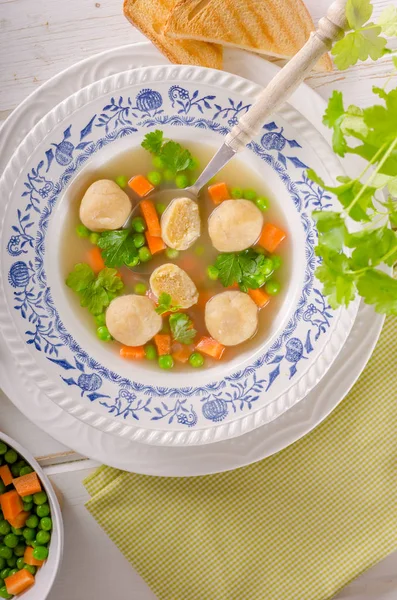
[169,313,197,344]
[141,130,164,155]
[155,293,182,315]
[66,264,123,315]
[97,229,138,268]
[357,270,397,315]
[141,130,194,173]
[214,249,266,292]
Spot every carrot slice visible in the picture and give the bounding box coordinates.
[258,223,286,253]
[208,182,230,205]
[140,199,161,237]
[8,511,30,529]
[5,568,35,595]
[13,472,42,497]
[128,175,154,197]
[87,246,105,273]
[196,336,225,360]
[146,232,166,255]
[248,288,271,308]
[24,546,45,567]
[0,465,13,487]
[0,490,24,521]
[120,345,145,360]
[154,334,171,356]
[172,343,193,364]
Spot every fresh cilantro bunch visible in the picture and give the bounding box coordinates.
[332,0,396,70]
[169,313,197,344]
[155,293,182,315]
[141,130,194,173]
[97,229,138,268]
[66,264,124,315]
[214,249,272,292]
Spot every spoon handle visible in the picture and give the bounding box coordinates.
[224,0,348,152]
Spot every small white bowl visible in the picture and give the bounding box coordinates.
[0,432,63,600]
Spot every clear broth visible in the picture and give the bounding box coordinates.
[60,142,291,370]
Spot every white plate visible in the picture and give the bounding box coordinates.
[0,61,358,446]
[0,43,383,473]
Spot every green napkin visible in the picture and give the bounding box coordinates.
[85,316,397,600]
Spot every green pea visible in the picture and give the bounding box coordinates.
[253,273,266,288]
[3,535,18,550]
[35,504,50,518]
[10,463,22,478]
[133,233,145,248]
[231,187,243,199]
[89,232,100,245]
[189,352,204,368]
[16,558,25,570]
[194,245,205,257]
[131,217,146,233]
[26,515,39,529]
[158,355,174,370]
[156,203,166,215]
[144,344,157,361]
[134,282,147,295]
[265,280,281,296]
[152,156,164,170]
[261,258,273,276]
[22,529,35,542]
[0,522,10,536]
[138,246,152,262]
[0,483,5,496]
[22,501,33,513]
[0,548,11,561]
[0,560,4,572]
[243,188,257,201]
[147,171,162,186]
[255,196,269,211]
[76,224,90,238]
[10,527,22,536]
[13,546,25,558]
[40,518,52,532]
[175,173,189,189]
[271,255,282,270]
[6,558,16,569]
[33,546,48,561]
[165,248,179,259]
[187,158,199,171]
[115,175,128,188]
[19,466,33,477]
[0,444,6,456]
[36,531,50,545]
[0,585,12,599]
[207,266,219,281]
[126,256,140,268]
[96,326,112,342]
[8,569,18,576]
[163,169,174,182]
[23,564,36,575]
[4,450,17,465]
[0,571,9,582]
[94,313,106,327]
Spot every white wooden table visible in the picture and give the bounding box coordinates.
[1,0,397,598]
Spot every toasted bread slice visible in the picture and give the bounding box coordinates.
[165,0,332,72]
[123,0,223,69]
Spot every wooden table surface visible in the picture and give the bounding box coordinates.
[1,0,397,598]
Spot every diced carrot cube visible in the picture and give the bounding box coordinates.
[119,345,145,360]
[258,223,286,253]
[196,336,225,360]
[140,199,161,237]
[248,288,271,308]
[128,175,154,197]
[172,343,193,364]
[0,490,24,521]
[5,569,35,595]
[208,182,230,205]
[7,511,30,529]
[154,334,171,356]
[0,465,13,487]
[87,246,105,273]
[13,472,42,497]
[146,232,166,255]
[24,546,45,567]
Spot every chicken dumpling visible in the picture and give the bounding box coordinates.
[79,179,131,232]
[208,199,263,252]
[205,291,258,346]
[161,197,201,250]
[150,264,198,309]
[106,295,162,347]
